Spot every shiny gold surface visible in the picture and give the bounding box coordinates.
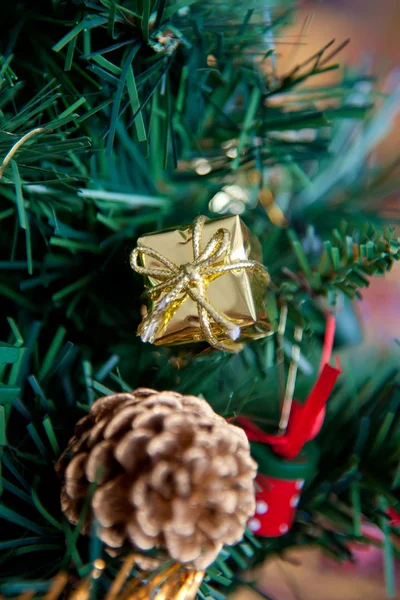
[15,561,204,600]
[134,215,271,349]
[139,565,204,600]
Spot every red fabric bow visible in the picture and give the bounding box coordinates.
[237,361,340,459]
[237,314,340,459]
[240,316,340,537]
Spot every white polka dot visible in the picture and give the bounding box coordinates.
[248,518,261,532]
[279,523,289,534]
[256,501,268,515]
[290,495,300,508]
[295,479,305,490]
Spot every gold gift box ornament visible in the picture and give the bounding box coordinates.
[130,215,271,353]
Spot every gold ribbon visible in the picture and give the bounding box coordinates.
[130,215,269,352]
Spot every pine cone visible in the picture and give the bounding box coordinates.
[56,389,257,569]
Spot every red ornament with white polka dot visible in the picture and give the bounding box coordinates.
[249,441,319,537]
[248,475,304,537]
[239,360,341,538]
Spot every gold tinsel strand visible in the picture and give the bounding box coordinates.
[6,559,204,600]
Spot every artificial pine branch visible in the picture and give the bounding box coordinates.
[1,1,400,598]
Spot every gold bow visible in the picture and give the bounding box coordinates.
[130,216,269,352]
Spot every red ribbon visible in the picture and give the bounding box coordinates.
[318,314,336,374]
[237,362,341,460]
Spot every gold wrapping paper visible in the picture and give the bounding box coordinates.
[131,215,271,352]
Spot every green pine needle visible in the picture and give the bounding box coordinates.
[1,1,400,598]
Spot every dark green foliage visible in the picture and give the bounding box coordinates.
[0,0,400,598]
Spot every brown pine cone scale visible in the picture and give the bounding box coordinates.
[57,389,257,569]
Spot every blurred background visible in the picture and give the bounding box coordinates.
[232,0,400,598]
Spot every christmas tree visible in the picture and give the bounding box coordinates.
[1,1,399,598]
